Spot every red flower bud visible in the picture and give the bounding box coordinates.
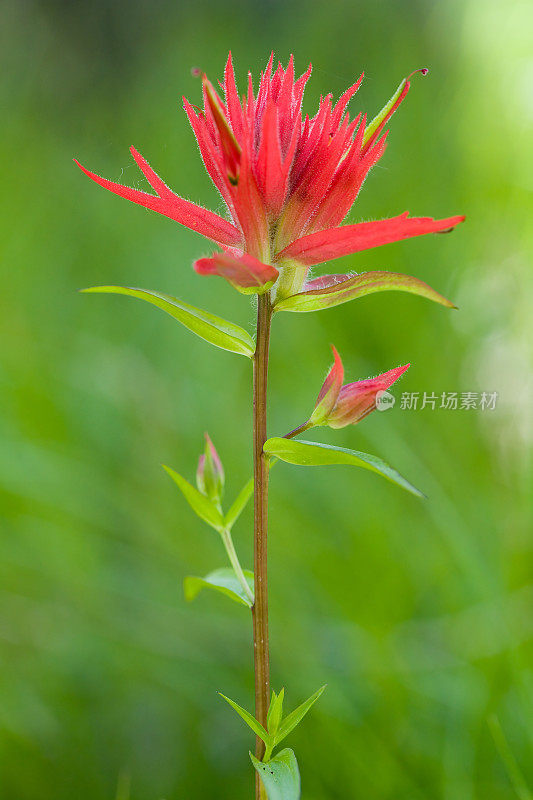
[327,364,410,428]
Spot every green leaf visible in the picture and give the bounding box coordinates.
[263,439,424,498]
[81,286,255,357]
[274,271,455,313]
[274,685,326,746]
[163,465,224,530]
[184,568,254,607]
[267,688,285,740]
[224,477,254,530]
[250,748,301,800]
[219,693,270,745]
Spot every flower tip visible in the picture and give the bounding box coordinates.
[407,67,429,80]
[74,157,87,173]
[330,344,342,365]
[191,67,202,78]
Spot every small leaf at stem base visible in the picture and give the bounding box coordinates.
[219,692,270,744]
[250,748,301,800]
[184,568,254,607]
[224,477,254,530]
[274,685,326,746]
[163,465,225,530]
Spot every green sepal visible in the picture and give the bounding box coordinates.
[274,271,455,313]
[163,464,225,530]
[263,438,424,498]
[224,477,254,530]
[250,748,301,800]
[184,568,254,607]
[219,693,270,745]
[274,685,326,746]
[81,285,255,357]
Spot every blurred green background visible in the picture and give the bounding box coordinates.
[1,0,532,798]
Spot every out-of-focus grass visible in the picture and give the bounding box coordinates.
[0,1,531,798]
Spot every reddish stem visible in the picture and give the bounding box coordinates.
[252,293,272,798]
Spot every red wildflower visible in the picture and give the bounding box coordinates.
[310,349,409,428]
[76,54,464,296]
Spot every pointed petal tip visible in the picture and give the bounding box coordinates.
[330,344,343,371]
[74,157,90,175]
[392,363,410,379]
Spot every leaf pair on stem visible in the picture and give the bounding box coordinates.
[220,686,326,800]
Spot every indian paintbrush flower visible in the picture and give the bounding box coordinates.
[75,54,464,299]
[77,52,465,799]
[308,346,409,429]
[196,433,225,503]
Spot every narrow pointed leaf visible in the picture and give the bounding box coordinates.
[275,271,455,313]
[163,465,224,530]
[224,478,254,530]
[263,439,424,498]
[81,286,255,357]
[274,685,326,746]
[184,568,254,607]
[250,748,301,800]
[219,693,270,745]
[267,688,285,740]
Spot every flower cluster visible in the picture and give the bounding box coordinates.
[76,53,464,300]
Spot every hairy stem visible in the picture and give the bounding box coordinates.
[252,292,272,798]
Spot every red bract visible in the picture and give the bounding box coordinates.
[309,345,344,426]
[76,53,464,296]
[328,364,410,428]
[194,251,278,295]
[311,350,409,428]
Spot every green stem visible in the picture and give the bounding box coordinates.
[220,527,254,606]
[252,293,272,799]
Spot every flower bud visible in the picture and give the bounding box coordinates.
[327,364,410,428]
[196,433,225,503]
